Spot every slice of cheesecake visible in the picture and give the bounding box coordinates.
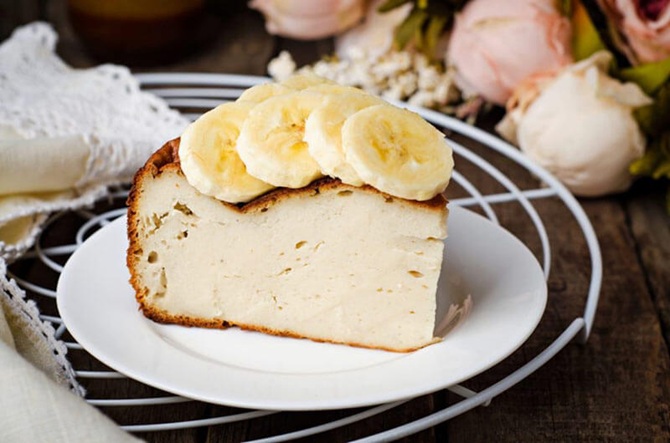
[127,139,448,352]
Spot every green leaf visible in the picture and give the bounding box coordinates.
[386,0,467,57]
[394,8,428,50]
[423,0,458,16]
[556,0,573,17]
[578,0,630,67]
[423,15,448,58]
[378,0,413,13]
[630,148,660,176]
[630,132,670,179]
[619,57,670,95]
[655,162,670,180]
[571,1,606,61]
[634,82,670,137]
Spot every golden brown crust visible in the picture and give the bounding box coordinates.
[126,138,448,353]
[127,140,181,312]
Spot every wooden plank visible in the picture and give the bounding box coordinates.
[447,197,670,441]
[625,180,670,345]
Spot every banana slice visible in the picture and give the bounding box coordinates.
[304,83,368,96]
[237,82,293,103]
[341,104,454,201]
[179,101,274,203]
[236,91,324,188]
[280,72,335,89]
[304,92,385,185]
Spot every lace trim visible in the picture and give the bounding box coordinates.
[0,259,85,396]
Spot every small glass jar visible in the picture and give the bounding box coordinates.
[67,0,206,66]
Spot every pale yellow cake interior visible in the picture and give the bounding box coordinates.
[132,167,447,351]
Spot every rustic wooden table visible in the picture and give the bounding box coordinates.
[5,1,670,441]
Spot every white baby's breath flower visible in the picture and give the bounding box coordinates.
[434,73,459,105]
[418,64,442,91]
[371,58,403,79]
[267,50,296,81]
[266,46,462,111]
[381,84,405,101]
[408,90,437,108]
[413,53,431,72]
[388,51,413,71]
[389,72,418,98]
[345,46,367,61]
[309,59,339,80]
[350,60,378,90]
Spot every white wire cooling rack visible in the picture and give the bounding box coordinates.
[9,73,602,442]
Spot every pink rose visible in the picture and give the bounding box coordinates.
[249,0,365,40]
[447,0,573,105]
[599,0,670,63]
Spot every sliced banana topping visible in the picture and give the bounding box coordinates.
[237,82,294,104]
[304,83,369,96]
[178,75,454,204]
[179,102,274,203]
[304,92,385,186]
[236,91,324,188]
[341,104,453,201]
[280,72,336,89]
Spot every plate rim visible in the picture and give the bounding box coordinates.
[56,205,547,411]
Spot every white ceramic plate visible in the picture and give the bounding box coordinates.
[57,206,546,411]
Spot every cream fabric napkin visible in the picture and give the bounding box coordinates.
[0,134,90,261]
[0,341,141,443]
[0,260,140,442]
[0,22,189,441]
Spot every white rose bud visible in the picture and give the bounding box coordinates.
[335,0,412,61]
[496,51,653,197]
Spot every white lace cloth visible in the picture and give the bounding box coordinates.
[0,22,187,441]
[0,22,188,260]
